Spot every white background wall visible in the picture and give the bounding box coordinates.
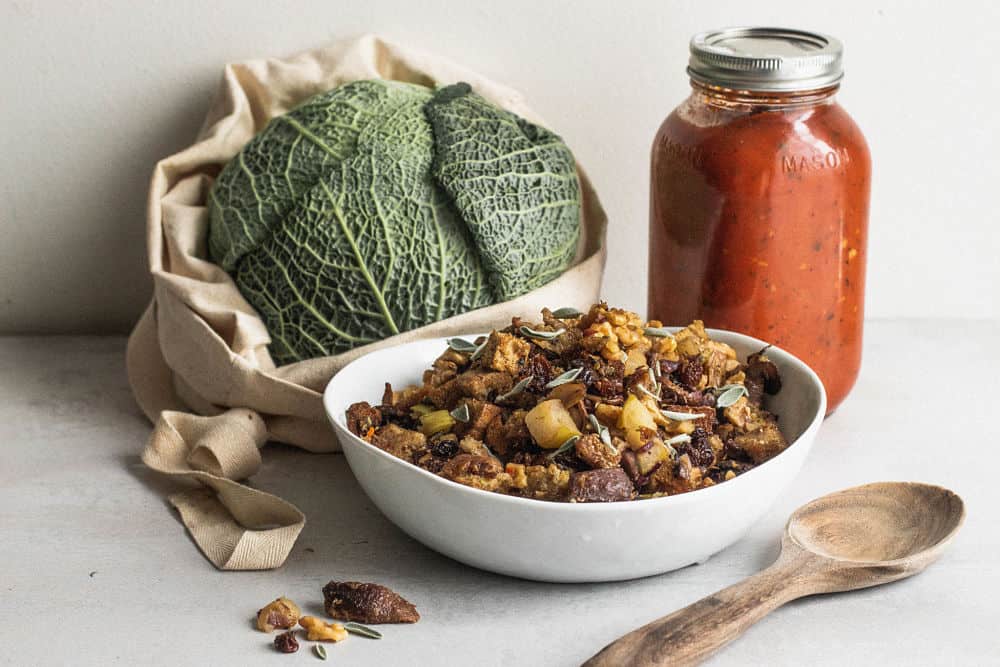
[1,0,998,333]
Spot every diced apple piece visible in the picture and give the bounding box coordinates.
[525,399,582,449]
[623,348,647,376]
[419,409,456,436]
[635,439,671,475]
[594,403,623,428]
[410,403,434,418]
[618,394,658,448]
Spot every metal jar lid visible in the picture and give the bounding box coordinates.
[688,27,843,92]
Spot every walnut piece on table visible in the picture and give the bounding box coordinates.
[256,597,301,632]
[322,581,420,624]
[299,616,348,642]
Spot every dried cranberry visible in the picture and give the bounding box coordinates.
[429,436,460,458]
[661,380,715,407]
[658,358,681,375]
[707,459,755,483]
[550,451,588,472]
[677,357,703,388]
[523,353,556,392]
[678,427,715,467]
[273,631,299,653]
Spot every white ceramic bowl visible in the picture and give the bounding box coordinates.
[323,329,826,583]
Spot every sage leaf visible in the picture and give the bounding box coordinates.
[450,403,471,423]
[447,337,479,353]
[600,432,613,449]
[663,433,690,458]
[588,414,615,451]
[587,413,601,432]
[343,622,383,639]
[644,326,675,338]
[551,307,584,318]
[637,383,661,401]
[497,376,533,402]
[314,644,328,660]
[547,435,580,459]
[661,409,703,421]
[545,367,583,388]
[519,326,565,341]
[715,384,748,408]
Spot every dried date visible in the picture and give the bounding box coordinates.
[568,468,635,502]
[323,581,420,624]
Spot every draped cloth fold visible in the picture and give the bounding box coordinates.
[126,34,607,570]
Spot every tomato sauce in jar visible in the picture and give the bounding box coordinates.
[649,28,871,414]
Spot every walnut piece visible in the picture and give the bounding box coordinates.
[322,581,420,624]
[256,597,301,633]
[299,616,348,642]
[273,631,299,653]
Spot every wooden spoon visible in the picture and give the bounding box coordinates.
[584,482,965,667]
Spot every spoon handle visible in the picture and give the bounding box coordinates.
[583,555,815,667]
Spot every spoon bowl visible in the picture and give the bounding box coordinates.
[586,482,966,667]
[787,481,965,577]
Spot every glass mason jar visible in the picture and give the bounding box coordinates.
[648,28,871,414]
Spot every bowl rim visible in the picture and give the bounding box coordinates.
[323,326,827,513]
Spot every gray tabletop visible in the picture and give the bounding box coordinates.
[1,319,996,666]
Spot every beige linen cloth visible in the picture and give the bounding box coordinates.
[126,35,607,570]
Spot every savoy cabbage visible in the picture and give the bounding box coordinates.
[208,80,580,364]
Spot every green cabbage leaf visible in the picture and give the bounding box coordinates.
[208,80,580,364]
